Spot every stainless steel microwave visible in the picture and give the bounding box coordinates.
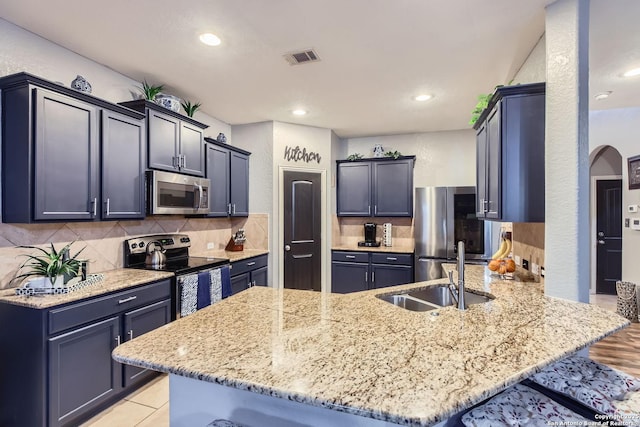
[147,170,210,215]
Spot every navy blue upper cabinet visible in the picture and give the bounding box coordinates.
[0,73,146,223]
[336,156,415,217]
[120,100,208,177]
[204,138,250,217]
[473,83,545,222]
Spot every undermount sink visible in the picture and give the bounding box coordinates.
[377,285,494,312]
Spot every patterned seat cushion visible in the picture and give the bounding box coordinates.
[461,383,588,426]
[530,355,640,426]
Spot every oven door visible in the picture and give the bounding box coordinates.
[148,170,210,215]
[175,264,230,318]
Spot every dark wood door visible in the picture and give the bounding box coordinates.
[101,110,146,219]
[206,143,231,216]
[147,110,179,172]
[337,162,371,216]
[332,262,368,293]
[34,88,99,221]
[284,171,321,291]
[179,122,205,176]
[596,179,622,294]
[373,159,414,216]
[122,299,171,387]
[230,151,250,216]
[48,316,120,427]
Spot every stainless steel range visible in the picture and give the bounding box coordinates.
[124,234,230,318]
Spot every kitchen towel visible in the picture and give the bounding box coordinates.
[220,265,232,298]
[197,270,212,310]
[180,273,198,317]
[210,268,223,304]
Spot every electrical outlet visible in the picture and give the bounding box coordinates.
[514,255,521,266]
[207,242,214,249]
[522,259,529,270]
[540,266,545,278]
[531,263,539,275]
[626,218,631,228]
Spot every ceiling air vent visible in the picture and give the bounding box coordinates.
[284,49,320,65]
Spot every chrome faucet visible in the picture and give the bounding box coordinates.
[448,241,466,310]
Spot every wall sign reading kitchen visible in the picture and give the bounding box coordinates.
[283,145,321,164]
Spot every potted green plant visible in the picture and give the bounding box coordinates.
[138,80,164,101]
[181,100,202,117]
[14,242,85,288]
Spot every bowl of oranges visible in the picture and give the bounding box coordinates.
[488,258,516,277]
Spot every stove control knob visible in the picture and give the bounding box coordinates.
[139,241,145,248]
[131,243,138,249]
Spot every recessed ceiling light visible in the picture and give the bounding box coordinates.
[199,33,221,46]
[623,67,640,77]
[594,91,612,100]
[292,109,307,116]
[414,94,433,102]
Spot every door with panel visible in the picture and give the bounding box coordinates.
[147,110,180,172]
[596,179,622,294]
[48,317,121,427]
[337,162,372,216]
[179,122,205,176]
[373,159,414,216]
[206,143,231,216]
[283,171,321,291]
[485,104,502,219]
[101,110,146,219]
[230,151,249,216]
[34,88,99,221]
[122,299,171,387]
[331,262,369,294]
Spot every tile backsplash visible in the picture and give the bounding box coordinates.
[333,216,414,249]
[0,214,268,289]
[511,222,545,279]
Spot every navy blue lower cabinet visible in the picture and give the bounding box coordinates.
[370,264,414,289]
[0,278,171,427]
[48,317,121,427]
[331,251,414,293]
[252,265,268,287]
[332,262,369,293]
[230,272,250,295]
[229,255,269,295]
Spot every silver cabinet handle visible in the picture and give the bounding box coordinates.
[345,255,356,259]
[128,330,134,340]
[232,204,236,214]
[118,295,137,304]
[372,271,375,282]
[228,203,232,215]
[368,205,371,215]
[375,205,377,215]
[247,261,256,266]
[105,198,110,216]
[182,154,186,168]
[172,156,179,168]
[365,271,368,282]
[92,198,97,217]
[386,257,397,261]
[116,335,121,346]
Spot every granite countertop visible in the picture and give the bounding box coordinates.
[332,244,414,254]
[191,249,269,262]
[0,269,174,309]
[112,264,628,426]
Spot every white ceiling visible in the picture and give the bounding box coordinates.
[1,0,638,138]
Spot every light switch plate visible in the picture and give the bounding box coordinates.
[207,242,214,249]
[531,263,539,275]
[515,255,521,266]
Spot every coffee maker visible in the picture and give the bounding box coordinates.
[358,223,381,247]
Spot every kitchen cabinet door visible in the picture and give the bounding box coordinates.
[230,151,250,216]
[331,262,369,293]
[179,122,205,177]
[101,109,146,219]
[373,159,414,217]
[34,88,99,221]
[122,299,171,388]
[485,105,502,219]
[48,316,121,427]
[370,264,414,289]
[337,162,372,216]
[230,272,250,295]
[147,109,180,172]
[475,121,489,218]
[251,265,268,287]
[206,143,231,216]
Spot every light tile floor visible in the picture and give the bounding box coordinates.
[83,294,635,426]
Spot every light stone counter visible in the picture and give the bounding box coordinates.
[112,264,628,426]
[0,269,174,309]
[332,244,414,254]
[191,249,269,262]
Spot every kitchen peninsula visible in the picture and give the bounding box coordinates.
[112,265,628,426]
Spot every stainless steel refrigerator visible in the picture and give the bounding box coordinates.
[414,186,498,281]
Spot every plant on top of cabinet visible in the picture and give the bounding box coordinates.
[181,100,201,117]
[138,80,164,100]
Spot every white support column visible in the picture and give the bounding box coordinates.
[544,0,590,302]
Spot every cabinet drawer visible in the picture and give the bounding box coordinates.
[230,254,268,277]
[332,251,369,263]
[48,279,171,335]
[370,253,413,266]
